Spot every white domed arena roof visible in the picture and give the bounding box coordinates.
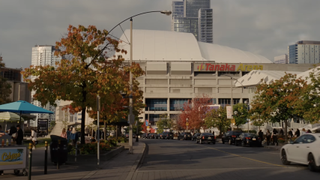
[116,29,272,63]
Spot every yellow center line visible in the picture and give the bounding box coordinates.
[207,147,286,167]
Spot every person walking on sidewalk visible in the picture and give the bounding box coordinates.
[295,128,300,137]
[266,129,271,145]
[272,129,278,146]
[258,130,264,146]
[288,129,293,139]
[15,125,23,145]
[31,129,37,149]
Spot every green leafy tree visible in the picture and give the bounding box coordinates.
[250,112,264,131]
[204,107,230,135]
[22,25,139,144]
[250,73,307,143]
[232,103,249,129]
[298,67,320,123]
[0,56,12,104]
[156,114,172,134]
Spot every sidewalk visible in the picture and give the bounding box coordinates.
[1,142,146,180]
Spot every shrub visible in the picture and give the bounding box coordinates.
[68,142,111,155]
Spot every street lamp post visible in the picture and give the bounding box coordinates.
[244,100,249,133]
[108,10,171,153]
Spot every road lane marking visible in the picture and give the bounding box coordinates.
[207,147,286,167]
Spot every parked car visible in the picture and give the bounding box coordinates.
[147,133,157,139]
[141,133,148,139]
[235,133,262,147]
[192,133,201,141]
[160,132,174,139]
[280,134,320,172]
[178,132,192,140]
[221,130,242,145]
[196,133,216,144]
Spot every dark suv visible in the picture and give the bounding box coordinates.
[178,132,192,140]
[221,130,242,145]
[160,132,174,139]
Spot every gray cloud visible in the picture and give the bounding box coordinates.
[0,0,320,69]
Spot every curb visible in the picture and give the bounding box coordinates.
[125,142,147,180]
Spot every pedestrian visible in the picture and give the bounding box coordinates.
[15,125,23,145]
[295,128,300,137]
[61,128,67,139]
[258,130,264,146]
[266,129,271,146]
[288,129,293,138]
[301,128,306,135]
[67,127,71,143]
[307,129,311,133]
[280,129,284,136]
[271,128,278,146]
[31,129,37,149]
[70,127,78,146]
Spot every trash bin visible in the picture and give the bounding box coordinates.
[50,135,68,165]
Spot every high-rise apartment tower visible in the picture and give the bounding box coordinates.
[288,41,320,64]
[30,45,61,127]
[171,0,213,43]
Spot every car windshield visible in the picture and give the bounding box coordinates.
[202,133,212,136]
[233,131,242,135]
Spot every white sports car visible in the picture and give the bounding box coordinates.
[280,133,320,171]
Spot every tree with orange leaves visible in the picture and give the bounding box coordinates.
[179,95,212,132]
[250,73,307,143]
[22,25,144,144]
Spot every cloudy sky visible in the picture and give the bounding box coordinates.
[0,0,319,69]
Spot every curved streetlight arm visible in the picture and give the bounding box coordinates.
[92,10,171,62]
[108,10,171,34]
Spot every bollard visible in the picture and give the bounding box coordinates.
[44,141,48,174]
[75,142,77,162]
[57,140,60,169]
[28,143,32,180]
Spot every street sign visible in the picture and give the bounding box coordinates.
[226,106,233,119]
[145,120,148,126]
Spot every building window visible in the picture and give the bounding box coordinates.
[170,99,190,111]
[146,99,167,111]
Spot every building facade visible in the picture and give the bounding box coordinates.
[116,29,314,130]
[288,41,320,64]
[30,45,62,127]
[171,0,213,43]
[274,54,288,64]
[0,66,31,103]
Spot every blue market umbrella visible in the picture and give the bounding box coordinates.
[0,100,53,130]
[0,100,53,114]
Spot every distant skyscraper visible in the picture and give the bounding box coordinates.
[274,54,288,64]
[288,41,320,64]
[171,0,213,43]
[30,45,61,127]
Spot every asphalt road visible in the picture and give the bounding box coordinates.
[132,139,320,180]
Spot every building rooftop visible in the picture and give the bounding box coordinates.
[116,29,272,64]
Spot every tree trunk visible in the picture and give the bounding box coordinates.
[284,119,288,144]
[81,107,86,144]
[104,121,107,140]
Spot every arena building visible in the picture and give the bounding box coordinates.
[116,30,314,130]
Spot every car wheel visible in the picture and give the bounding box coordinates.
[308,153,317,172]
[241,141,245,147]
[196,140,199,144]
[228,139,232,145]
[212,141,215,144]
[200,139,202,144]
[281,150,290,165]
[235,142,238,146]
[222,140,225,144]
